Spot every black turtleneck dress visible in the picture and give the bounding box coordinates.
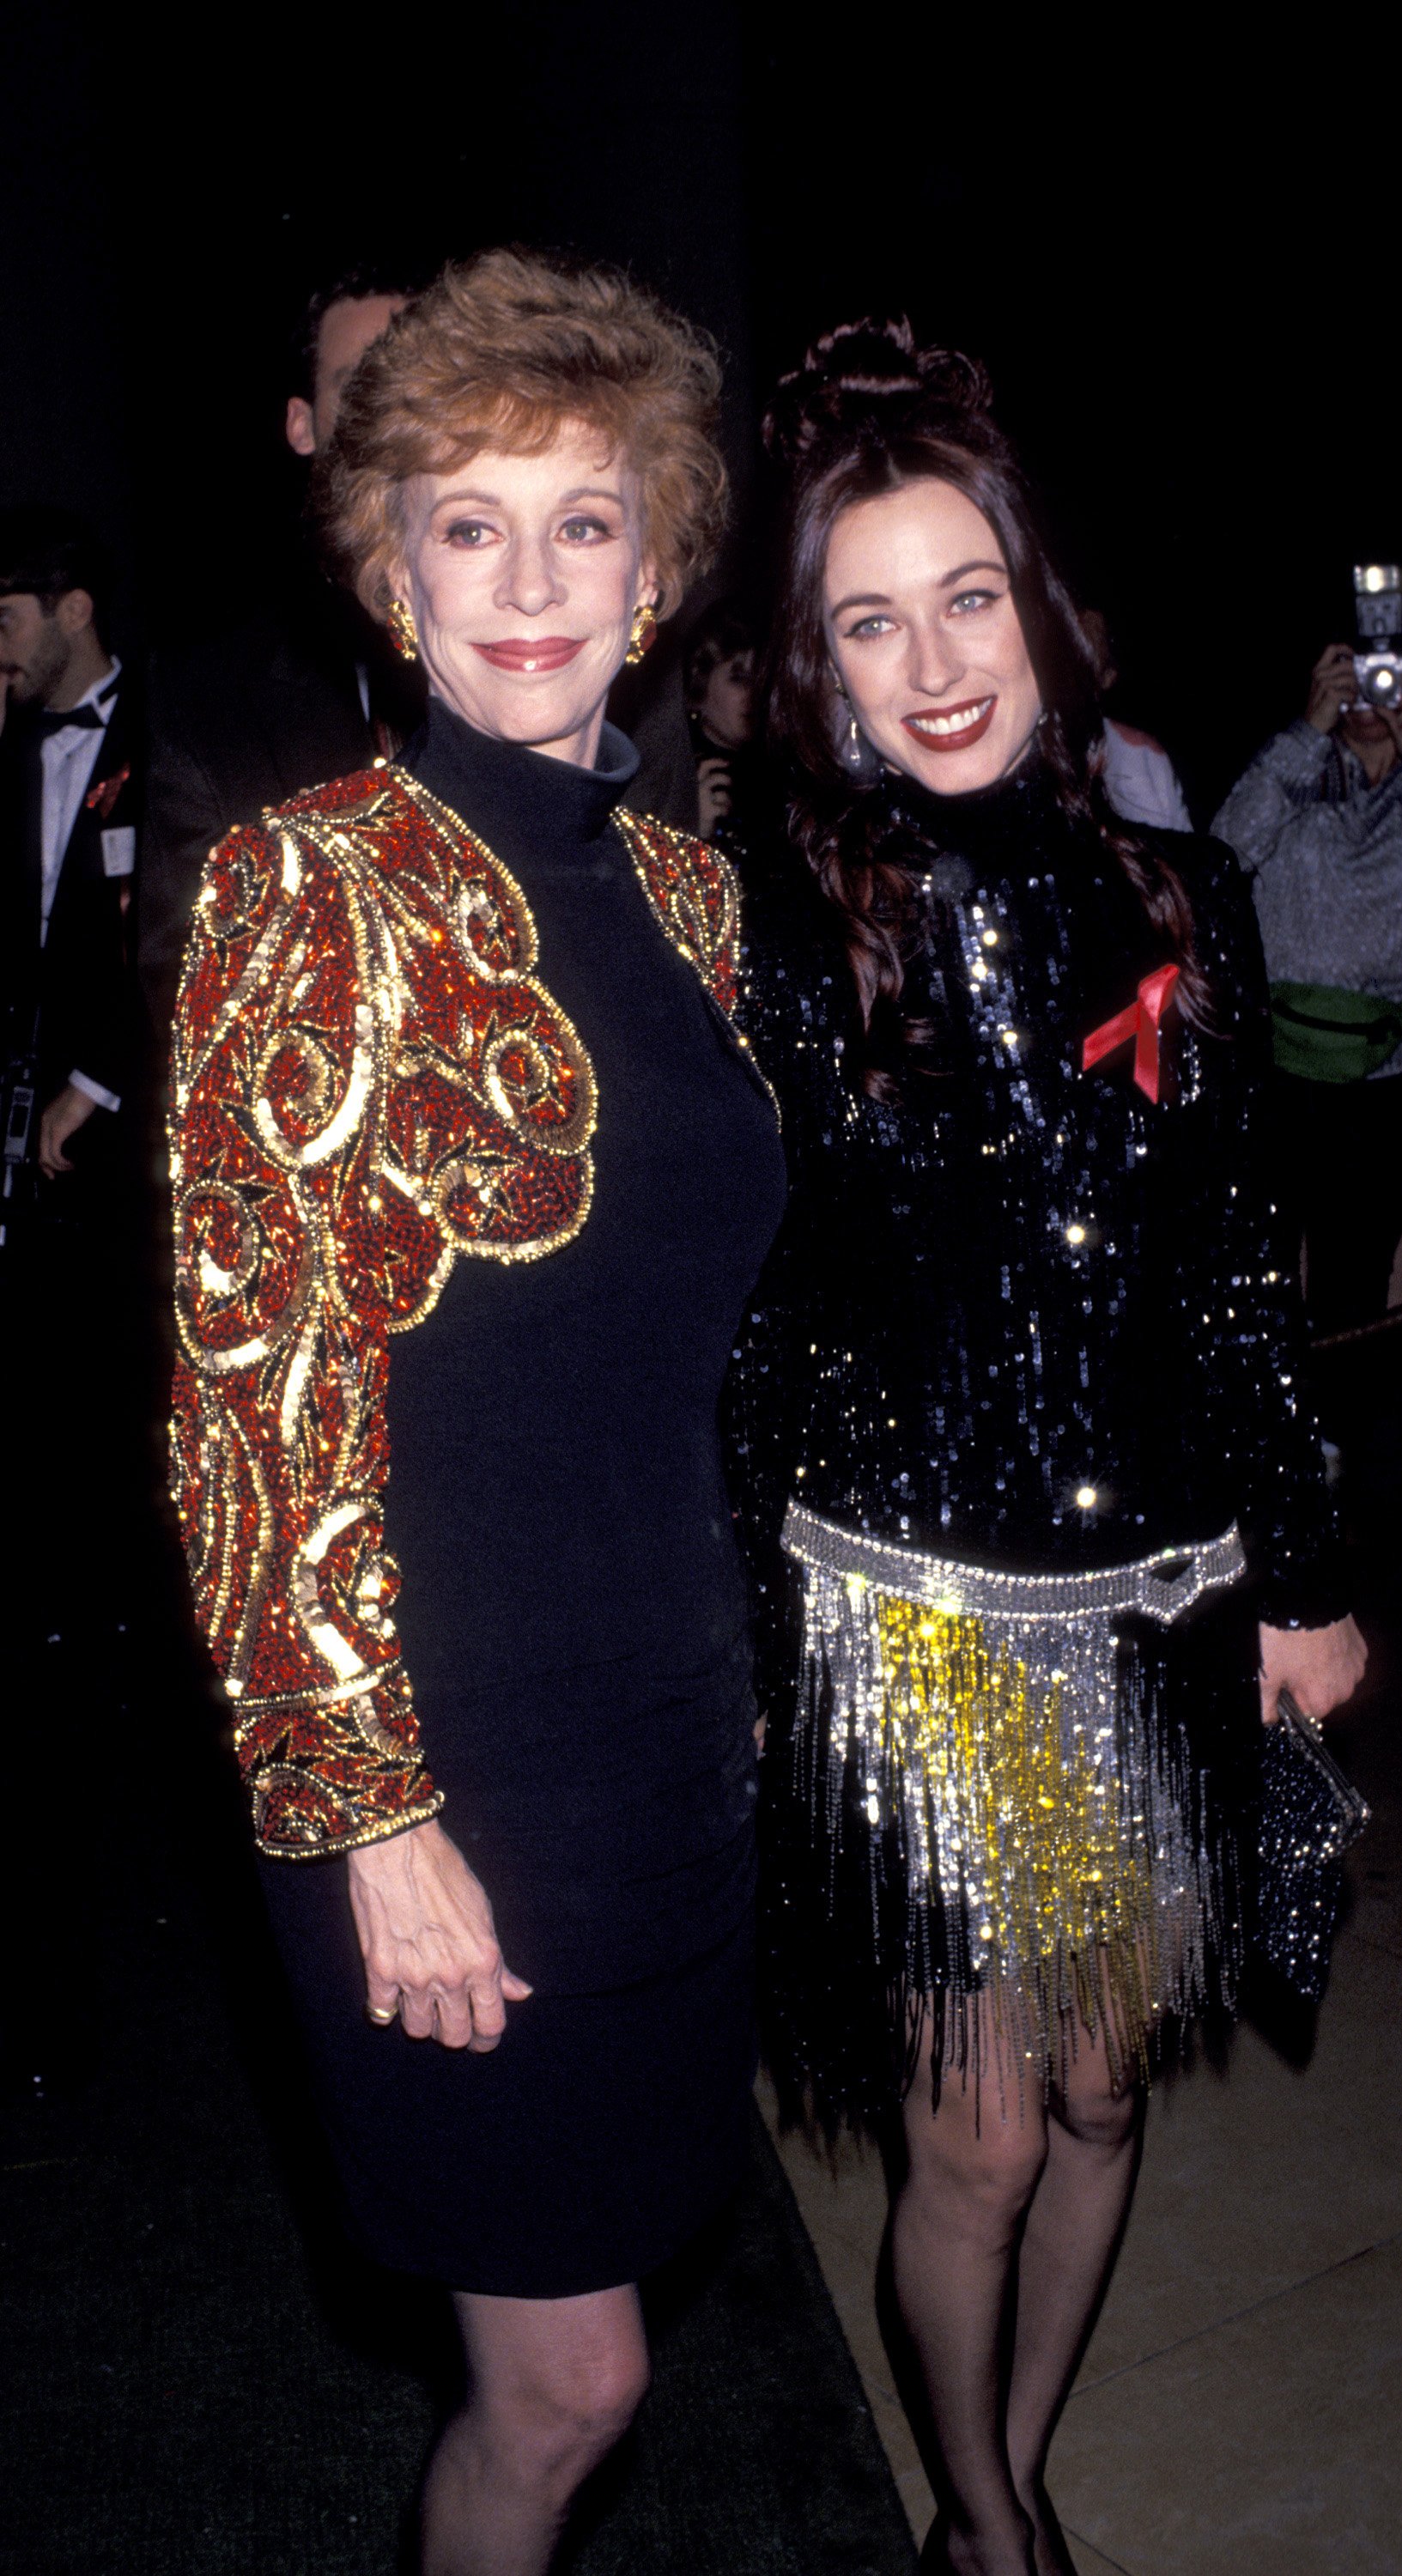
[261,706,786,2295]
[730,761,1345,2125]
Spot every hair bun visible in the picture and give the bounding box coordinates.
[763,315,993,471]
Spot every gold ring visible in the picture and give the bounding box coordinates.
[367,2004,398,2026]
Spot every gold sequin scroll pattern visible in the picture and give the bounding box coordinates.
[167,763,750,1857]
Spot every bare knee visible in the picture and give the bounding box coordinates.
[500,2343,647,2488]
[460,2296,650,2496]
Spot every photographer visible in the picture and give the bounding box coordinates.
[1212,638,1402,1348]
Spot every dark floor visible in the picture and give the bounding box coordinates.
[3,1291,1399,2576]
[0,1607,914,2576]
[770,1327,1402,2572]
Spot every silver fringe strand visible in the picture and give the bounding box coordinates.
[782,1502,1247,2093]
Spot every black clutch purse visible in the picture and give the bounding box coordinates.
[1258,1687,1370,2000]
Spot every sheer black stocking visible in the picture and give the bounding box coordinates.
[895,2002,1144,2576]
[1006,2047,1143,2573]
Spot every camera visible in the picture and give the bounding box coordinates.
[1352,563,1402,713]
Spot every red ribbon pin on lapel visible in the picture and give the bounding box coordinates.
[85,762,130,821]
[1081,963,1180,1103]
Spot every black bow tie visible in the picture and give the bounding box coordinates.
[34,702,107,735]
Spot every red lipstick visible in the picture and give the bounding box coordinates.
[901,696,997,754]
[471,637,585,674]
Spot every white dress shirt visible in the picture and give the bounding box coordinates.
[1096,716,1193,833]
[39,655,124,1110]
[39,654,123,938]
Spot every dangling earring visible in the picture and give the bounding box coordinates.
[625,602,658,666]
[387,600,419,662]
[833,692,879,779]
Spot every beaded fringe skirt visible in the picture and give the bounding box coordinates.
[774,1502,1248,2117]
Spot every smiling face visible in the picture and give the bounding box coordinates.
[391,420,657,768]
[823,477,1042,794]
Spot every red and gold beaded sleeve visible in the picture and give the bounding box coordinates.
[167,767,600,1858]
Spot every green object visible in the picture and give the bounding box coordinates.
[1270,981,1402,1083]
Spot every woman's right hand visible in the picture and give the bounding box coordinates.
[696,754,733,838]
[346,1818,532,2050]
[1304,642,1357,735]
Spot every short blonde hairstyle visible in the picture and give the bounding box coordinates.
[317,248,728,621]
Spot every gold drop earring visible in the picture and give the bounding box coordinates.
[388,600,419,662]
[625,603,657,666]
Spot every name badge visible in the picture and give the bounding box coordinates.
[101,826,137,879]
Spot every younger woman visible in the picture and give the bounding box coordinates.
[733,320,1365,2576]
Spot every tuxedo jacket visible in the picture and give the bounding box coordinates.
[0,675,141,1109]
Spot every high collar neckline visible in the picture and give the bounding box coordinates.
[877,742,1061,854]
[404,694,640,851]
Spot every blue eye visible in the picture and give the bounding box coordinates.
[561,516,609,542]
[446,519,490,546]
[950,588,1001,615]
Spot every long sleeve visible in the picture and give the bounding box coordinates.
[725,879,853,1627]
[1186,841,1349,1627]
[1210,720,1335,875]
[168,814,443,1858]
[46,867,131,1107]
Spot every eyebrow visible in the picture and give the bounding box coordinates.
[432,483,626,513]
[829,559,1007,617]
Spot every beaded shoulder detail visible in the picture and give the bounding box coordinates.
[614,806,741,1015]
[167,763,599,1857]
[167,769,750,1860]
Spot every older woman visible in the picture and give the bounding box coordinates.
[168,251,785,2574]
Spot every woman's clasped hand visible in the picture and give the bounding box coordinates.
[1258,1613,1368,1727]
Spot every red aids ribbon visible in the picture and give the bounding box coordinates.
[85,763,130,820]
[1081,963,1180,1103]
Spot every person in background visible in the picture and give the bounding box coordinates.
[0,507,143,2098]
[1079,605,1193,830]
[0,507,138,1188]
[606,615,702,832]
[137,265,426,1043]
[685,597,758,840]
[1212,638,1402,1350]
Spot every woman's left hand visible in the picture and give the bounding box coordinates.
[1258,1615,1368,1726]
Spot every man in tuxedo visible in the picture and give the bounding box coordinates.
[137,265,426,1041]
[0,514,146,2096]
[0,508,137,1208]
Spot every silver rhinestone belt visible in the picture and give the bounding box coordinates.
[781,1500,1246,1629]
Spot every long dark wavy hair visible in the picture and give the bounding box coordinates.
[763,317,1212,1093]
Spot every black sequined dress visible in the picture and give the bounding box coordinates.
[730,761,1346,2129]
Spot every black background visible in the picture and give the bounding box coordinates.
[3,3,1393,815]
